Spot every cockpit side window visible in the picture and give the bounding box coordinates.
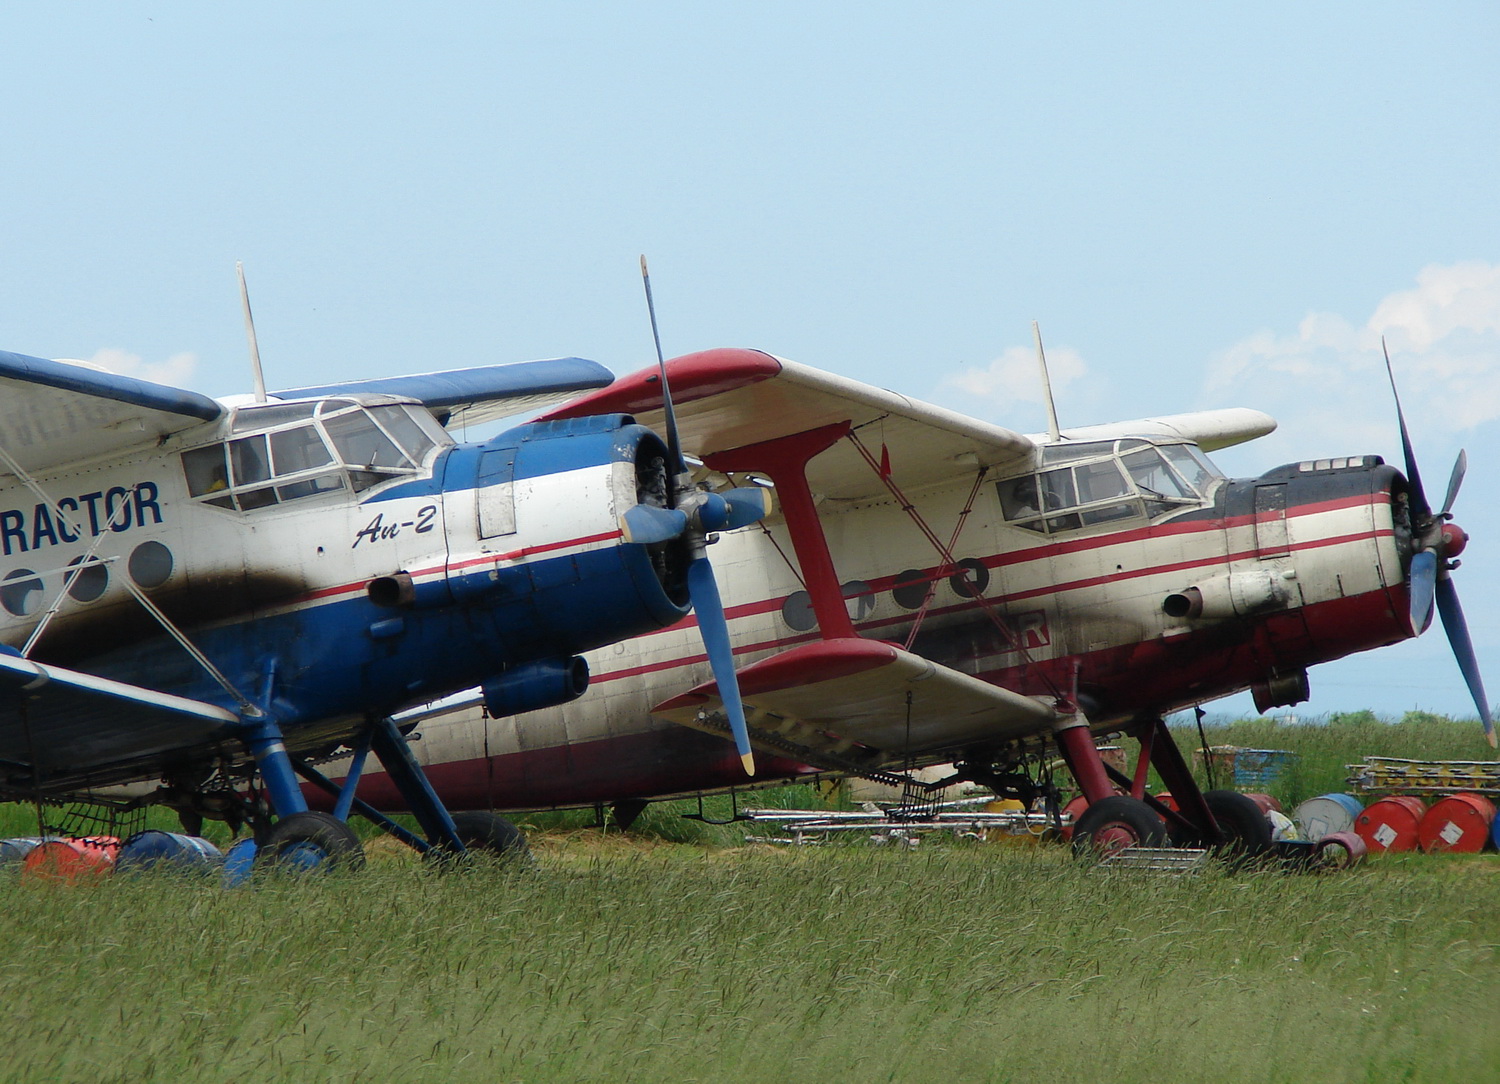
[368,405,437,465]
[183,444,229,498]
[998,440,1218,535]
[1160,444,1219,493]
[181,399,441,511]
[324,411,407,470]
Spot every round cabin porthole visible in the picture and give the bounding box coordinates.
[65,557,108,603]
[948,558,991,598]
[0,569,44,616]
[891,569,931,610]
[780,590,817,632]
[128,541,174,589]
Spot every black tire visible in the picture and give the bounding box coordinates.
[450,810,531,863]
[1203,789,1272,857]
[1071,796,1168,856]
[257,811,366,872]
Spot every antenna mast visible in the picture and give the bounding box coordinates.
[236,261,268,403]
[1032,320,1062,442]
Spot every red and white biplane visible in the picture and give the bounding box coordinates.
[346,343,1490,854]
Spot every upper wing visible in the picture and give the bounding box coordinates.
[274,357,615,428]
[541,348,1037,502]
[1047,408,1277,453]
[0,652,242,792]
[653,638,1059,762]
[0,350,224,476]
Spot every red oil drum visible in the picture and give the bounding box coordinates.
[1417,793,1496,853]
[1059,796,1090,841]
[22,836,121,881]
[1354,796,1426,853]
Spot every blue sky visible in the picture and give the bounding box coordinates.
[2,5,1497,727]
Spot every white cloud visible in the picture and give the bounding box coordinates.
[82,348,200,388]
[1202,261,1500,462]
[938,342,1090,409]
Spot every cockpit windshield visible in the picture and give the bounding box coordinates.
[181,399,451,512]
[998,439,1222,535]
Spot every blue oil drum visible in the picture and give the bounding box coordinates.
[116,830,223,874]
[1294,793,1364,842]
[0,837,49,865]
[221,837,258,888]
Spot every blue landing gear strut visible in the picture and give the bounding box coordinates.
[243,714,467,873]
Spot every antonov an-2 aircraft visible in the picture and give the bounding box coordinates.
[0,343,768,867]
[343,345,1490,855]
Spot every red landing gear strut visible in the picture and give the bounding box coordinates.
[1053,714,1262,854]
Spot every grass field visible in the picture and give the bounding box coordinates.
[4,844,1497,1083]
[2,713,1497,1083]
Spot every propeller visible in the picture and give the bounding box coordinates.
[1383,340,1495,746]
[630,256,772,774]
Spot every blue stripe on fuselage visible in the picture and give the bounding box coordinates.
[69,535,686,749]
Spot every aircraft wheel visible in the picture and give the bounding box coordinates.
[449,810,531,864]
[257,812,366,873]
[1203,789,1273,858]
[1071,796,1167,856]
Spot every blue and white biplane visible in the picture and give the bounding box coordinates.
[0,344,766,865]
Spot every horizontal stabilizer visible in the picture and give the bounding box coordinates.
[0,654,241,791]
[275,357,614,428]
[652,637,1058,760]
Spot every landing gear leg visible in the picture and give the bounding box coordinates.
[245,716,367,874]
[1133,715,1220,844]
[1051,711,1117,805]
[367,716,466,853]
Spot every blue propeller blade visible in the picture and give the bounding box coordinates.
[719,486,773,531]
[1435,577,1496,747]
[1441,449,1467,517]
[686,557,755,775]
[694,487,773,533]
[1383,339,1431,523]
[1408,549,1438,635]
[620,504,688,545]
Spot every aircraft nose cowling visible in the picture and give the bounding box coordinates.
[439,416,695,664]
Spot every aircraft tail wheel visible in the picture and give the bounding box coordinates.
[447,810,532,865]
[1071,796,1168,856]
[1203,789,1273,860]
[257,812,366,873]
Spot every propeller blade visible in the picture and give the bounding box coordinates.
[1408,549,1438,635]
[640,256,684,476]
[719,486,774,531]
[695,487,774,533]
[686,557,756,775]
[1382,339,1431,523]
[620,504,687,545]
[1440,449,1467,517]
[1435,576,1496,748]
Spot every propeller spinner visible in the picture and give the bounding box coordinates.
[627,257,772,774]
[1384,340,1494,746]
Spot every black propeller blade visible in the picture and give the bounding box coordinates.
[634,257,769,775]
[1383,339,1494,746]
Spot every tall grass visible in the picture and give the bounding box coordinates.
[1155,712,1496,811]
[2,846,1496,1083]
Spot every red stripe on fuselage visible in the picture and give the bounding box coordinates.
[280,529,625,607]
